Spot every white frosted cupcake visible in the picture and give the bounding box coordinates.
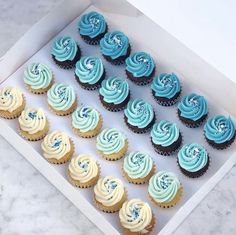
[18,108,49,141]
[41,131,74,164]
[94,176,127,213]
[68,154,100,188]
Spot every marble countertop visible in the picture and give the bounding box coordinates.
[0,1,236,234]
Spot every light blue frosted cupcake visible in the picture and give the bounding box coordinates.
[123,151,155,184]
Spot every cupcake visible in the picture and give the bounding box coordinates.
[18,108,49,141]
[178,93,208,128]
[96,128,128,161]
[0,87,25,119]
[47,83,77,116]
[41,131,74,164]
[68,154,100,188]
[151,73,181,106]
[125,52,155,86]
[99,76,130,112]
[75,56,105,90]
[94,176,127,213]
[150,120,182,156]
[23,63,53,94]
[72,106,102,138]
[204,115,236,149]
[51,36,81,69]
[148,171,183,208]
[123,151,155,184]
[124,99,155,134]
[100,31,131,65]
[119,199,155,235]
[177,143,210,178]
[78,11,108,45]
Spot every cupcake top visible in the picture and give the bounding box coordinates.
[41,131,71,160]
[119,199,152,233]
[178,143,208,172]
[23,63,53,90]
[125,52,155,78]
[68,154,99,183]
[19,108,47,134]
[78,11,106,38]
[178,93,208,121]
[151,120,180,147]
[51,36,78,62]
[0,87,24,112]
[148,171,181,203]
[204,115,235,144]
[72,106,100,132]
[96,128,126,155]
[47,83,76,111]
[100,31,129,59]
[99,76,129,104]
[94,176,125,206]
[75,56,104,85]
[124,99,154,129]
[123,151,153,179]
[151,73,181,99]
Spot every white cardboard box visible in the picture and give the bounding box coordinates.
[0,1,236,234]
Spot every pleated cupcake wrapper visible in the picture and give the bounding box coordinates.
[93,188,128,213]
[67,162,101,188]
[127,76,153,86]
[26,77,54,95]
[151,132,183,157]
[46,139,75,164]
[98,139,129,161]
[149,186,183,209]
[0,95,26,119]
[124,117,153,134]
[48,99,77,116]
[122,164,156,185]
[52,57,75,70]
[72,115,103,138]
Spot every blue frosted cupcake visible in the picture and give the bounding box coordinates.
[204,115,236,149]
[178,93,208,127]
[100,31,131,65]
[75,56,105,90]
[151,73,181,106]
[124,99,155,133]
[151,120,182,155]
[51,36,81,69]
[125,52,155,86]
[78,11,107,45]
[177,143,210,178]
[99,76,130,112]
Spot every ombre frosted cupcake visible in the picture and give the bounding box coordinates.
[72,106,102,138]
[23,63,53,94]
[0,87,25,119]
[150,120,182,155]
[18,108,49,141]
[125,52,155,86]
[96,128,128,161]
[94,176,127,213]
[99,76,130,112]
[51,36,81,69]
[68,154,100,188]
[123,151,155,184]
[177,143,210,178]
[47,83,77,116]
[178,93,208,127]
[75,56,105,90]
[41,131,74,164]
[204,115,236,149]
[78,11,108,45]
[124,99,155,134]
[148,171,183,208]
[100,31,131,65]
[151,73,181,106]
[119,199,155,235]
